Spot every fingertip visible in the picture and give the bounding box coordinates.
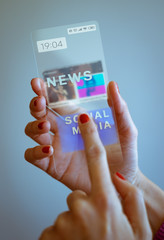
[107,81,115,92]
[113,172,126,186]
[38,120,51,131]
[113,173,135,200]
[107,81,117,107]
[42,145,54,155]
[31,78,39,88]
[31,78,37,86]
[31,78,42,95]
[78,113,112,194]
[24,145,53,164]
[79,113,90,124]
[78,113,97,137]
[30,96,46,111]
[78,113,91,132]
[108,81,124,116]
[108,81,115,88]
[108,81,119,96]
[24,148,29,161]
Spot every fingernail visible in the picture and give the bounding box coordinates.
[116,82,120,94]
[79,113,90,124]
[116,172,126,180]
[34,96,41,107]
[34,99,37,106]
[38,122,45,130]
[42,146,50,153]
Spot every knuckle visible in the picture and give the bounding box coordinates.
[67,190,80,204]
[75,200,91,219]
[87,144,105,159]
[74,199,85,211]
[77,198,88,210]
[94,193,111,211]
[55,212,67,229]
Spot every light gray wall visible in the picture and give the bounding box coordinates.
[0,0,164,239]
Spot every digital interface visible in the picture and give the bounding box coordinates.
[31,21,121,153]
[32,21,108,108]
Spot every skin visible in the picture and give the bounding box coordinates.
[25,78,164,236]
[25,79,138,193]
[39,114,152,240]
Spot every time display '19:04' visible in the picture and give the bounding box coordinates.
[37,37,67,53]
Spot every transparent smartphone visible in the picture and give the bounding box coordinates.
[32,21,123,164]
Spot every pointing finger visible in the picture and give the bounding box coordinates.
[78,113,115,196]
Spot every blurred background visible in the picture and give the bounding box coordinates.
[0,0,164,239]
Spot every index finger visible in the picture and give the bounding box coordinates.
[31,78,47,98]
[78,113,114,195]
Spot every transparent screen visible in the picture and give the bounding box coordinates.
[32,21,123,161]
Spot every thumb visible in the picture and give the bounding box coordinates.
[39,226,59,240]
[107,81,138,140]
[113,173,151,237]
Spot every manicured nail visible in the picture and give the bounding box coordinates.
[38,122,45,130]
[34,96,41,107]
[42,146,50,153]
[116,172,126,180]
[34,99,37,106]
[116,82,120,94]
[79,113,90,124]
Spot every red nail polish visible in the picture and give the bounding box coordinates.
[116,82,120,94]
[38,122,45,129]
[42,146,50,153]
[34,96,42,107]
[34,99,37,106]
[116,172,126,180]
[79,113,90,124]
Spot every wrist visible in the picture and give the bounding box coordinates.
[134,169,164,236]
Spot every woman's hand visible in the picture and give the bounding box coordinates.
[39,113,152,240]
[24,78,139,192]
